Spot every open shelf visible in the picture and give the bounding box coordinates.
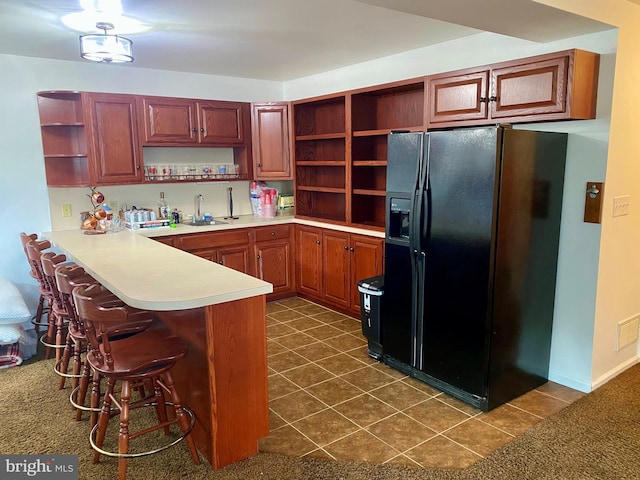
[351,81,425,133]
[351,194,386,229]
[37,91,84,125]
[294,96,346,137]
[295,138,345,162]
[296,165,345,190]
[44,157,90,187]
[296,190,346,223]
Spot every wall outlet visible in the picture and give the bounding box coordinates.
[61,204,72,217]
[109,201,118,212]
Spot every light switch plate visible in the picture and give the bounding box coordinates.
[613,195,630,217]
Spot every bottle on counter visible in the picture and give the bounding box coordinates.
[158,192,170,219]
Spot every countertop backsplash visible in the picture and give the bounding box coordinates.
[48,180,293,231]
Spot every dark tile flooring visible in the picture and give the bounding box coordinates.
[259,297,585,468]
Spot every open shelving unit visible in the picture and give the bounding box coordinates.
[293,96,347,223]
[291,80,426,230]
[37,91,91,187]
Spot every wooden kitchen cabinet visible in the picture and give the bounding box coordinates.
[296,225,384,316]
[175,229,251,274]
[349,234,384,310]
[251,102,292,180]
[427,49,599,128]
[37,91,142,186]
[293,95,347,224]
[296,225,323,297]
[86,93,143,184]
[139,96,247,146]
[322,230,351,309]
[252,225,295,300]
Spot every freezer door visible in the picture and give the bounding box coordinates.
[382,132,425,365]
[420,127,501,396]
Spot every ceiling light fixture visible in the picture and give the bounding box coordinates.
[79,22,133,64]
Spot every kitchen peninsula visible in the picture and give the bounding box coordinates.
[43,228,273,469]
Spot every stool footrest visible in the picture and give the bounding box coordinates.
[89,403,195,459]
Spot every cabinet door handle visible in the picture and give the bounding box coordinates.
[191,127,197,132]
[257,163,262,167]
[343,246,348,250]
[200,128,205,133]
[479,97,487,103]
[315,240,321,245]
[489,96,497,102]
[350,247,354,252]
[257,255,261,260]
[218,260,223,264]
[271,231,275,236]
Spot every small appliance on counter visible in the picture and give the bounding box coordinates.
[277,194,294,214]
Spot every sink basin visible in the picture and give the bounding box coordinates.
[187,219,228,226]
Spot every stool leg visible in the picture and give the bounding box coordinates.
[94,377,115,464]
[75,362,91,421]
[162,372,200,464]
[90,370,102,429]
[153,379,170,435]
[118,380,131,480]
[58,331,74,389]
[70,339,83,390]
[55,316,65,363]
[44,310,55,359]
[33,294,45,333]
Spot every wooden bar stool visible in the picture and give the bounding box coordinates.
[20,233,48,332]
[55,268,153,426]
[40,251,74,364]
[25,239,58,359]
[73,284,200,480]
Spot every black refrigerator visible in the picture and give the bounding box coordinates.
[381,126,567,411]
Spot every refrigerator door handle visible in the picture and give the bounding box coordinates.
[408,134,424,368]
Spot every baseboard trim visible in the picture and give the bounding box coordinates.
[591,355,640,391]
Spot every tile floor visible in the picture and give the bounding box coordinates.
[259,297,585,469]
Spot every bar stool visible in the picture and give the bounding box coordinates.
[53,264,97,391]
[40,251,74,364]
[55,267,154,426]
[19,233,48,332]
[73,284,200,480]
[25,239,57,358]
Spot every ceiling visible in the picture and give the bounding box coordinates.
[0,0,613,82]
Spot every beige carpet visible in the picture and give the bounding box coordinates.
[1,356,639,480]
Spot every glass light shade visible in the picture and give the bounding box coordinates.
[79,32,133,63]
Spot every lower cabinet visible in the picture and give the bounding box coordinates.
[174,229,252,274]
[296,225,384,316]
[151,222,382,312]
[252,225,296,300]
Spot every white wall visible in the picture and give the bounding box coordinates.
[283,29,617,392]
[0,54,283,310]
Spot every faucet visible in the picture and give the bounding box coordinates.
[195,194,204,221]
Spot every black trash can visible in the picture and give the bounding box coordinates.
[357,275,384,360]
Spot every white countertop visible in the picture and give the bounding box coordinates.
[135,213,385,239]
[43,229,273,311]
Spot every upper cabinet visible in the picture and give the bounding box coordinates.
[86,93,143,184]
[138,96,247,146]
[251,102,292,180]
[427,49,600,128]
[37,91,141,187]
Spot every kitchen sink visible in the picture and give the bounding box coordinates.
[188,219,228,226]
